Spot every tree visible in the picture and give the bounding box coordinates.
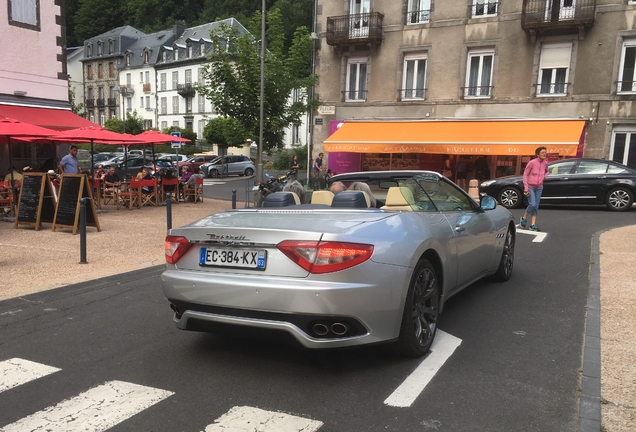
[196,8,317,155]
[68,87,85,117]
[203,117,250,155]
[104,111,146,135]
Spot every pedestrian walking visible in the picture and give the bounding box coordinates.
[58,145,81,174]
[520,146,549,232]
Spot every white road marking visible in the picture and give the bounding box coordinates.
[516,225,547,242]
[384,330,462,408]
[0,358,61,394]
[204,406,323,432]
[0,380,173,432]
[0,309,22,316]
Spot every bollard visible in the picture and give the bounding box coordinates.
[232,189,237,209]
[468,179,480,200]
[79,198,87,264]
[166,193,172,232]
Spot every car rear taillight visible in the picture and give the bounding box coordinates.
[277,241,374,274]
[165,236,193,264]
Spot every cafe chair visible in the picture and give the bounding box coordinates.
[161,177,179,204]
[91,178,102,209]
[140,179,158,207]
[183,177,204,203]
[103,184,118,206]
[117,178,141,210]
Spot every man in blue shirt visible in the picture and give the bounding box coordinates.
[58,145,81,174]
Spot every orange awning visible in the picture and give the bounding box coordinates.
[324,120,586,156]
[0,105,96,131]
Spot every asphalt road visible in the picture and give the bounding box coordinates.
[0,207,633,431]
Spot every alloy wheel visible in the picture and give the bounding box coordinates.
[411,267,439,348]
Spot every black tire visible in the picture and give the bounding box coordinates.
[244,168,254,177]
[491,226,515,282]
[498,187,523,209]
[395,258,440,357]
[605,187,634,212]
[208,169,219,179]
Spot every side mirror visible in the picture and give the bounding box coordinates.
[480,195,497,210]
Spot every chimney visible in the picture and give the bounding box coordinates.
[173,20,186,38]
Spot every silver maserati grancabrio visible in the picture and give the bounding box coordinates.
[161,172,516,357]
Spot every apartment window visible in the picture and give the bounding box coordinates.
[98,87,104,100]
[401,53,426,100]
[471,1,498,18]
[610,128,636,169]
[185,69,192,84]
[8,0,40,30]
[160,73,166,91]
[87,65,93,80]
[144,71,150,84]
[126,97,132,112]
[172,96,179,114]
[110,110,116,119]
[109,86,115,98]
[200,42,205,56]
[125,53,131,66]
[90,114,95,123]
[172,71,178,89]
[108,40,114,54]
[537,43,571,96]
[618,41,636,93]
[187,43,192,58]
[292,124,300,145]
[140,97,144,107]
[87,87,94,100]
[139,72,143,83]
[185,97,193,113]
[198,68,205,85]
[126,73,132,85]
[465,49,493,98]
[146,96,151,109]
[86,44,92,57]
[161,121,168,131]
[162,51,167,62]
[161,97,167,115]
[173,121,180,127]
[98,63,103,79]
[143,50,149,64]
[346,58,368,101]
[198,95,206,112]
[198,120,206,139]
[99,110,105,126]
[406,0,430,24]
[174,48,179,61]
[109,62,114,77]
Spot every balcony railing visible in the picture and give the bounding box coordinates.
[535,82,570,96]
[398,88,426,100]
[97,98,105,106]
[143,83,152,93]
[177,83,196,97]
[521,0,595,38]
[327,12,384,48]
[342,90,368,102]
[107,97,117,106]
[462,86,493,98]
[405,9,430,25]
[122,84,134,94]
[85,98,95,108]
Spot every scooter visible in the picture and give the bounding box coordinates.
[253,169,298,207]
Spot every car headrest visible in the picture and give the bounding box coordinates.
[331,191,368,208]
[310,190,335,205]
[262,192,300,207]
[381,187,415,211]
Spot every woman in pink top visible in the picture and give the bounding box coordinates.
[520,146,549,231]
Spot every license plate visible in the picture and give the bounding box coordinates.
[199,247,266,269]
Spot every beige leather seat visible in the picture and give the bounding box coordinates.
[310,190,335,205]
[381,187,415,211]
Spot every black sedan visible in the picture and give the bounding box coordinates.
[479,158,636,211]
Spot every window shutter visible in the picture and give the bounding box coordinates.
[540,44,571,69]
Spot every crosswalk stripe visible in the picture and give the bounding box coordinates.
[384,330,462,407]
[0,380,173,432]
[0,358,61,394]
[204,406,323,432]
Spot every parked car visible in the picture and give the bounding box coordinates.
[158,154,188,168]
[91,153,116,164]
[162,171,515,357]
[150,159,174,173]
[177,154,218,172]
[479,158,636,211]
[113,157,155,179]
[200,155,255,178]
[100,154,141,169]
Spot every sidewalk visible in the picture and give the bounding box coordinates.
[0,203,633,431]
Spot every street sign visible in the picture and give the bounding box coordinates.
[318,105,336,115]
[171,131,182,149]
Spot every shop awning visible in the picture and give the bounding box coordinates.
[324,120,586,156]
[0,105,96,131]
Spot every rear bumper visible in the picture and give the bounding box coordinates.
[161,264,410,348]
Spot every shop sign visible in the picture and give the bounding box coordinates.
[317,105,336,115]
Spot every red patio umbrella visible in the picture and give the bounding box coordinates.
[1,118,60,204]
[51,126,142,178]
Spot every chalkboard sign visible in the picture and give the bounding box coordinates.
[52,174,100,234]
[14,174,56,231]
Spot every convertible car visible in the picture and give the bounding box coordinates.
[162,172,515,357]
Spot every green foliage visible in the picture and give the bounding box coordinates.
[196,9,317,155]
[203,117,250,151]
[162,125,197,143]
[103,111,146,135]
[68,87,85,117]
[273,145,307,170]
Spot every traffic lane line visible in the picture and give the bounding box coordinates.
[384,330,462,408]
[516,225,548,242]
[0,358,61,394]
[0,380,173,432]
[205,406,323,432]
